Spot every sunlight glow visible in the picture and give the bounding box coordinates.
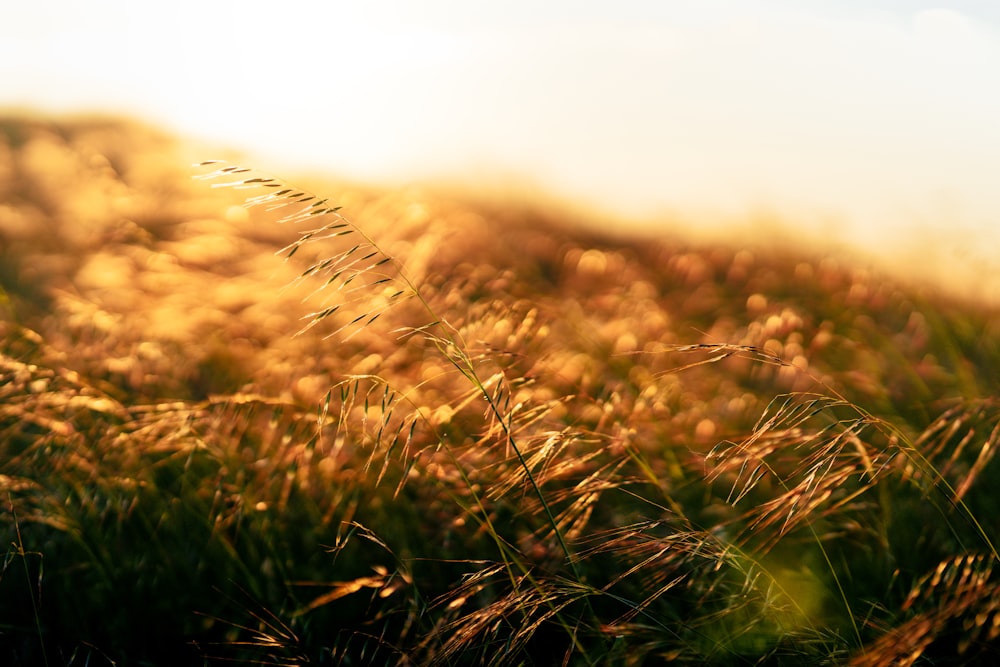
[3,1,999,276]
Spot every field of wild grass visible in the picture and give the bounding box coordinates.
[1,115,999,665]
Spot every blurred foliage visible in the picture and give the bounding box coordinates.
[1,115,999,665]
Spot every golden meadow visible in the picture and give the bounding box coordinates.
[1,115,999,665]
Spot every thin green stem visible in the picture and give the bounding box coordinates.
[9,496,49,667]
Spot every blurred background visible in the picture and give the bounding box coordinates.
[3,0,999,295]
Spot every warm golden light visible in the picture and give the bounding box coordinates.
[5,4,998,256]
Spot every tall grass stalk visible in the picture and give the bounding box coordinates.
[197,161,606,661]
[6,497,49,667]
[196,163,587,577]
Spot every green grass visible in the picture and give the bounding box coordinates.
[1,115,1000,665]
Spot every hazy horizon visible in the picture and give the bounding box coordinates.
[4,1,999,296]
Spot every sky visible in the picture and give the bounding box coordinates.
[3,1,1000,289]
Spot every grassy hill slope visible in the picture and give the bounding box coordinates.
[1,115,999,665]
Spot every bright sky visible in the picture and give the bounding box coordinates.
[3,1,1000,285]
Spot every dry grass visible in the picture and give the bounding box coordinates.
[2,114,1000,665]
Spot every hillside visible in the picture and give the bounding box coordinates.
[1,115,999,665]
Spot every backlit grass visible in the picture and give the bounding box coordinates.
[1,114,999,665]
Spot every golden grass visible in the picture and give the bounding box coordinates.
[2,114,1000,665]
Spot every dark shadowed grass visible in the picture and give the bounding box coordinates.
[2,117,1000,665]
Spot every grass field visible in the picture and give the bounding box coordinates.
[1,114,999,665]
